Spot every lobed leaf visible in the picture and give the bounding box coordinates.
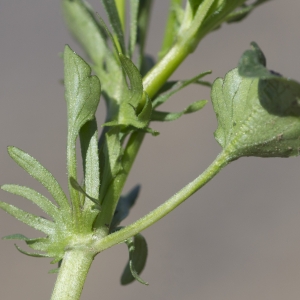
[7,146,69,211]
[64,45,101,140]
[121,233,148,285]
[211,65,300,159]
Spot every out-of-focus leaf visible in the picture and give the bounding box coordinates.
[226,0,272,23]
[152,100,207,121]
[62,0,108,66]
[238,41,273,78]
[48,268,60,274]
[159,0,183,59]
[129,0,139,58]
[121,233,148,285]
[152,71,211,108]
[110,185,140,230]
[136,0,153,72]
[101,0,126,53]
[2,234,29,240]
[7,147,69,212]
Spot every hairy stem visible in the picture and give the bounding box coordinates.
[51,250,94,300]
[95,150,231,252]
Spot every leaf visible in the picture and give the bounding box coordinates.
[128,0,139,58]
[15,244,50,258]
[159,0,183,59]
[136,0,153,73]
[64,45,101,141]
[110,185,140,230]
[152,100,207,121]
[211,67,300,159]
[101,0,126,53]
[69,177,100,210]
[121,233,148,285]
[7,147,69,211]
[62,0,108,66]
[152,71,211,108]
[226,0,272,24]
[103,54,153,130]
[2,234,29,240]
[99,128,123,205]
[0,201,55,235]
[79,119,99,200]
[1,184,60,221]
[48,268,60,274]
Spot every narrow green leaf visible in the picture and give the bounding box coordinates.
[15,244,49,258]
[152,71,211,108]
[62,0,108,66]
[136,0,153,73]
[152,100,207,121]
[70,177,100,210]
[120,54,143,108]
[99,128,123,205]
[3,234,28,240]
[80,119,101,227]
[121,233,148,285]
[101,0,126,53]
[110,185,140,230]
[48,268,60,274]
[226,0,272,24]
[129,0,139,58]
[0,201,55,235]
[1,184,60,221]
[115,0,126,32]
[7,146,69,211]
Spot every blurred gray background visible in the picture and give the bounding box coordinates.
[1,1,300,299]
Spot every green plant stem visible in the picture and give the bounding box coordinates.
[94,149,231,252]
[51,250,94,300]
[143,41,191,99]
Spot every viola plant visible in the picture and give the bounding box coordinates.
[0,1,298,299]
